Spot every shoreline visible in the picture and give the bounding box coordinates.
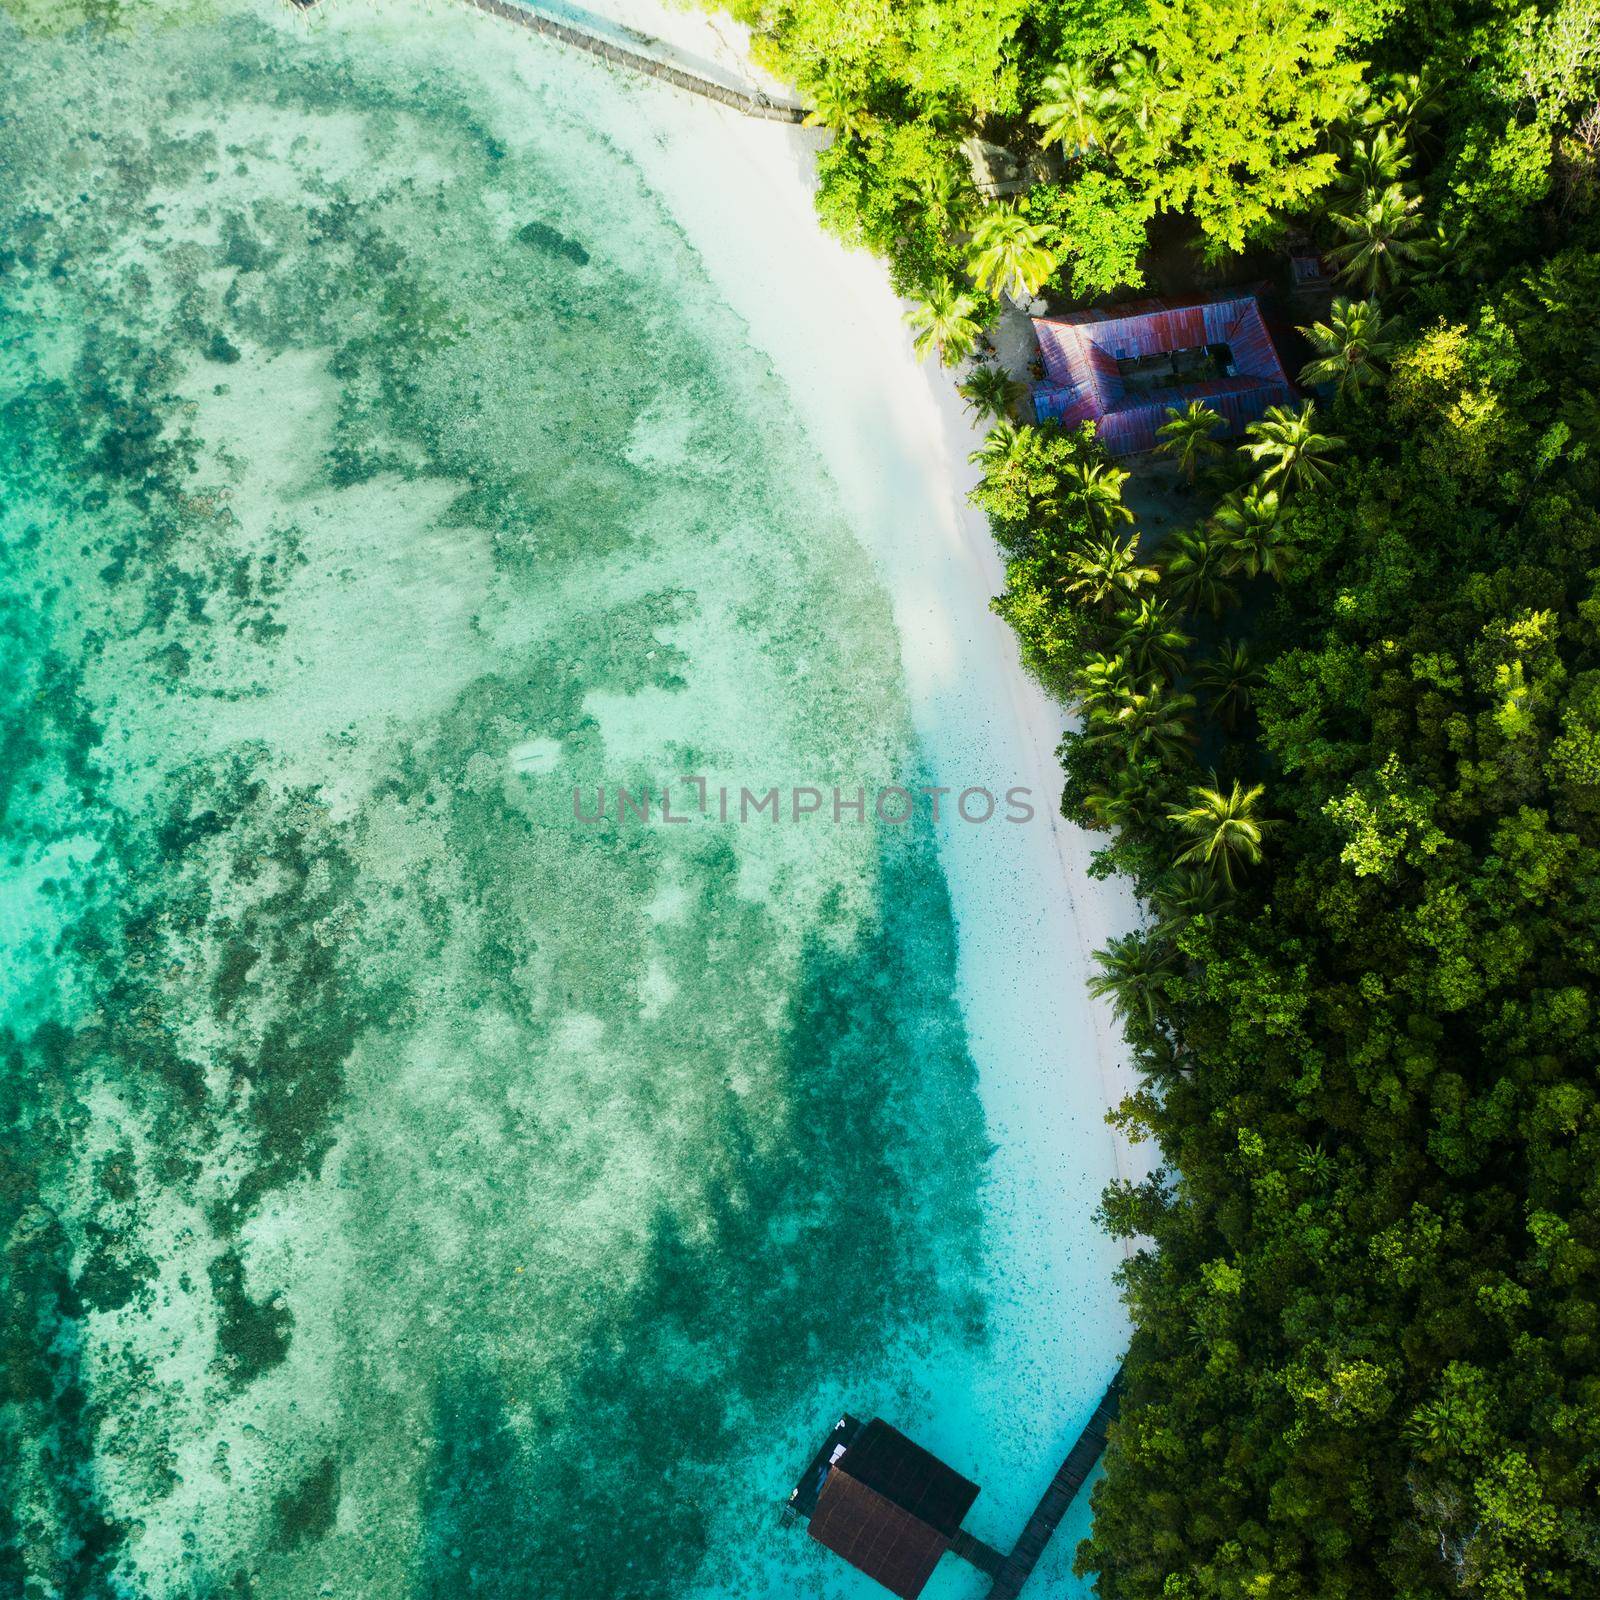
[921,347,1151,1208]
[569,0,1150,1196]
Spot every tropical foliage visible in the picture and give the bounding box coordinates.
[968,206,1061,301]
[958,363,1024,420]
[965,244,1600,1595]
[1299,295,1401,395]
[1156,400,1224,481]
[904,279,983,363]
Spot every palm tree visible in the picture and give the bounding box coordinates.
[1060,459,1133,530]
[1161,527,1239,618]
[1060,531,1159,611]
[1089,683,1196,765]
[905,280,982,365]
[1106,48,1166,152]
[1081,775,1164,833]
[1087,932,1175,1029]
[1334,128,1409,205]
[967,206,1061,302]
[1299,311,1391,396]
[801,83,875,142]
[1211,486,1294,581]
[968,418,1032,470]
[912,156,978,234]
[1153,867,1227,929]
[1328,183,1430,295]
[1242,402,1345,496]
[1298,297,1400,399]
[958,364,1024,422]
[1166,778,1269,888]
[1195,640,1260,731]
[1073,650,1140,717]
[1031,59,1112,156]
[1155,400,1225,482]
[1115,598,1193,679]
[1140,1030,1198,1079]
[1368,69,1443,155]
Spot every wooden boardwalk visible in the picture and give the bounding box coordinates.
[950,1527,1007,1579]
[456,0,808,121]
[983,1370,1124,1599]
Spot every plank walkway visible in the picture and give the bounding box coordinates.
[983,1369,1124,1600]
[456,0,808,121]
[950,1527,1008,1579]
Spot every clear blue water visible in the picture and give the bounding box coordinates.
[0,2,1124,1595]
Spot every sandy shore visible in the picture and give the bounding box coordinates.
[569,0,1150,1202]
[920,340,1150,1192]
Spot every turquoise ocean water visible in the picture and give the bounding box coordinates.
[1,2,1120,1596]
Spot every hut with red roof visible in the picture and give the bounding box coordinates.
[1032,291,1297,454]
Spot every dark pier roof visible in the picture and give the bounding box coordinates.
[789,1414,860,1520]
[797,1418,980,1600]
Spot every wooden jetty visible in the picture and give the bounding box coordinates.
[783,1367,1123,1599]
[456,0,808,121]
[950,1526,1007,1579]
[982,1369,1124,1600]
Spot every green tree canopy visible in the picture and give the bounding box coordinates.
[1111,0,1364,256]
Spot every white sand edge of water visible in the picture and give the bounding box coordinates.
[577,0,1151,1195]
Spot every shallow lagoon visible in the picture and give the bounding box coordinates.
[0,3,1124,1595]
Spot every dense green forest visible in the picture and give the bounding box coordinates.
[715,0,1600,1594]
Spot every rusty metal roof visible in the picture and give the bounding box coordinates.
[1031,291,1296,454]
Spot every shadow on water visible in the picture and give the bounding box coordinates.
[416,1375,542,1600]
[410,828,990,1599]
